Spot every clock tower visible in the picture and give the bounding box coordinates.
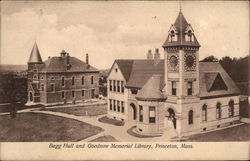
[162,11,201,135]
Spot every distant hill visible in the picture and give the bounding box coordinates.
[0,64,27,72]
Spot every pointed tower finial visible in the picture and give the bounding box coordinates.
[28,42,43,64]
[180,0,182,12]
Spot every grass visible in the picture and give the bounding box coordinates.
[98,116,125,126]
[185,123,250,142]
[41,104,107,116]
[0,112,103,142]
[0,103,44,113]
[90,135,119,142]
[127,126,157,138]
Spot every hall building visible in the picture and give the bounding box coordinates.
[27,43,99,105]
[107,11,240,136]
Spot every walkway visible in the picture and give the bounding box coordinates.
[19,108,178,142]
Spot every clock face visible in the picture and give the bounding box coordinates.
[168,53,179,72]
[185,55,194,67]
[184,53,196,71]
[169,55,178,67]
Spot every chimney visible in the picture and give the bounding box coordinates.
[66,53,69,64]
[86,53,89,65]
[86,53,90,69]
[66,53,71,70]
[154,48,160,65]
[147,49,153,59]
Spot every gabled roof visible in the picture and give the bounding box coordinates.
[28,42,43,63]
[136,75,166,101]
[115,60,134,81]
[113,59,240,98]
[162,11,200,48]
[199,62,240,98]
[204,72,228,91]
[125,59,165,88]
[39,56,98,73]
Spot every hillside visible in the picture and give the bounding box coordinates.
[0,64,27,72]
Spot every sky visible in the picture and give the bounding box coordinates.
[1,1,249,69]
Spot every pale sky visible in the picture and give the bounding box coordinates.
[1,1,249,69]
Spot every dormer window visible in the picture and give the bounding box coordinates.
[185,24,194,42]
[169,30,177,42]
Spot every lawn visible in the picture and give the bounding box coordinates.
[0,112,103,142]
[185,123,250,142]
[98,116,125,126]
[90,135,118,142]
[41,104,107,116]
[0,103,44,113]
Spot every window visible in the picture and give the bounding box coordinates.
[82,90,85,97]
[149,106,156,123]
[117,81,120,92]
[50,84,54,92]
[109,80,112,91]
[62,77,65,86]
[91,89,95,98]
[113,80,116,92]
[113,100,116,111]
[172,81,177,95]
[121,101,124,113]
[169,30,177,42]
[216,103,222,119]
[139,105,143,122]
[82,76,85,85]
[188,30,193,42]
[51,77,54,80]
[91,76,94,84]
[131,89,138,95]
[117,101,120,112]
[115,68,118,72]
[188,110,193,125]
[72,91,75,97]
[62,91,65,98]
[72,77,75,85]
[40,84,44,91]
[121,81,124,93]
[229,100,234,117]
[109,99,112,110]
[202,104,207,121]
[187,82,193,96]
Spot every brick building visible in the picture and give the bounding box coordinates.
[107,11,240,137]
[27,43,99,105]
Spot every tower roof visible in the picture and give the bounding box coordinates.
[135,75,167,101]
[28,42,43,64]
[162,11,200,48]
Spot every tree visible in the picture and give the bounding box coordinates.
[0,73,28,117]
[201,55,219,62]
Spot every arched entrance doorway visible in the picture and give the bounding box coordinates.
[29,92,33,102]
[130,103,137,120]
[164,108,176,129]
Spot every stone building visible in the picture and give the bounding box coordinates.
[27,43,99,105]
[107,11,240,136]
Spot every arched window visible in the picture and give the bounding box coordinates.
[216,102,222,119]
[228,100,234,117]
[202,104,207,121]
[188,110,193,125]
[169,30,177,42]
